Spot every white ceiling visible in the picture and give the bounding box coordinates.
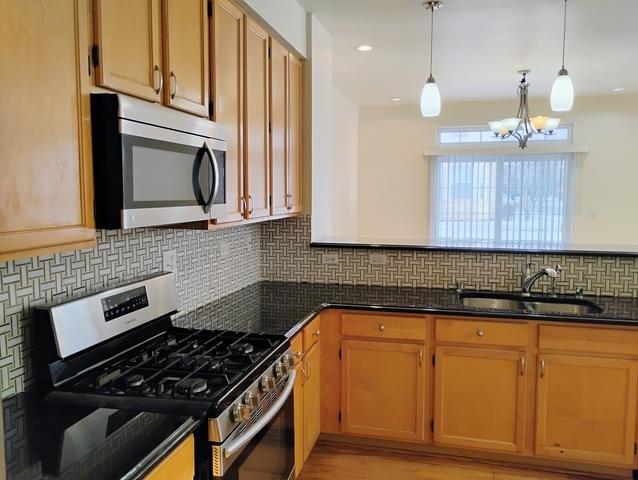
[298,0,638,106]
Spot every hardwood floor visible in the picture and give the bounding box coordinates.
[297,442,620,480]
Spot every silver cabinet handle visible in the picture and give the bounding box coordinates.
[379,324,385,332]
[248,195,254,214]
[476,329,484,337]
[419,349,423,367]
[286,193,293,211]
[540,359,545,378]
[519,355,525,376]
[305,360,311,380]
[240,196,246,215]
[223,370,296,458]
[169,70,178,99]
[153,65,163,95]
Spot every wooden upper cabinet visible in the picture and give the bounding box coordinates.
[94,0,163,102]
[212,0,245,223]
[0,0,95,261]
[433,346,527,453]
[341,339,426,442]
[288,53,303,213]
[536,354,638,466]
[162,0,209,116]
[269,38,289,216]
[243,18,270,219]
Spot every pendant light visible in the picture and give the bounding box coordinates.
[420,1,442,117]
[550,0,574,112]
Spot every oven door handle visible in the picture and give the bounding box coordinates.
[204,142,220,211]
[223,369,296,459]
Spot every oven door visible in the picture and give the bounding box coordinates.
[120,120,226,229]
[212,371,295,480]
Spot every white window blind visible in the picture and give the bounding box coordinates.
[432,154,574,247]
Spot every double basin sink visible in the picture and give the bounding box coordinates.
[459,291,603,316]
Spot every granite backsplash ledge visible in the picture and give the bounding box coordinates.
[261,215,638,298]
[0,224,261,397]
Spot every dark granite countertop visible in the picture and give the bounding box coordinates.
[3,393,200,480]
[175,281,638,337]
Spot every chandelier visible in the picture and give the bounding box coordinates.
[488,70,561,149]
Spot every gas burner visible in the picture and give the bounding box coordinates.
[126,374,145,388]
[156,376,181,395]
[230,342,254,355]
[176,378,208,395]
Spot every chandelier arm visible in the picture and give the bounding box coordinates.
[429,5,434,77]
[561,0,568,69]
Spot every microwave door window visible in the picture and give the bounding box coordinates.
[124,140,209,208]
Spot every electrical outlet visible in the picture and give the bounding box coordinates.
[369,253,387,266]
[220,241,231,257]
[162,250,177,274]
[322,253,339,265]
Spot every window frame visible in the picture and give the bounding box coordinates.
[436,123,574,147]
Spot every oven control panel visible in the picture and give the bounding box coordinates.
[101,286,149,321]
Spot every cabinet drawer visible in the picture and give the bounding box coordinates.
[539,325,638,356]
[303,316,321,352]
[341,313,427,342]
[145,434,194,480]
[435,317,527,347]
[291,333,304,361]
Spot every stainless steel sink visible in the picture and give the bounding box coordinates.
[460,292,603,315]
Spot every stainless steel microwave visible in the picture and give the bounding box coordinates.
[90,93,227,229]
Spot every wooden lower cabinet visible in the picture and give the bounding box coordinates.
[433,346,527,453]
[304,341,321,459]
[535,354,638,466]
[341,339,426,442]
[144,434,194,480]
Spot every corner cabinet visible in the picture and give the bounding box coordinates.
[94,0,209,116]
[0,0,95,261]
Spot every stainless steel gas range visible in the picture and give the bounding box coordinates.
[33,273,296,480]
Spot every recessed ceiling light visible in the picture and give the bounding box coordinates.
[612,87,625,92]
[391,98,401,102]
[356,44,373,52]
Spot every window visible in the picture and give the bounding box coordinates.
[432,154,574,247]
[437,125,572,146]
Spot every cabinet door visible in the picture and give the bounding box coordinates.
[94,0,163,101]
[211,0,244,223]
[303,341,321,460]
[288,54,303,213]
[433,346,527,453]
[536,354,638,466]
[243,18,270,219]
[293,359,305,477]
[342,340,426,442]
[163,0,209,116]
[269,38,289,216]
[0,0,95,261]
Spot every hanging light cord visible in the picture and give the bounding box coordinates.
[561,0,567,68]
[429,5,435,77]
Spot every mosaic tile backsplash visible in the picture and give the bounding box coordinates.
[0,225,261,397]
[2,214,638,397]
[261,216,638,298]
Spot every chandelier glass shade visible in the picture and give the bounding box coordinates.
[420,1,442,118]
[488,71,561,150]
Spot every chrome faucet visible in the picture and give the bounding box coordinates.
[521,264,562,296]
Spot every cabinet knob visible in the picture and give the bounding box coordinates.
[476,329,484,337]
[312,330,320,338]
[379,324,385,332]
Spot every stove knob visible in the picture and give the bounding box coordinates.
[245,391,259,410]
[232,403,250,423]
[282,354,295,369]
[261,375,276,392]
[275,361,289,378]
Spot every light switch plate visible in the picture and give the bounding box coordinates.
[369,253,387,266]
[322,253,339,265]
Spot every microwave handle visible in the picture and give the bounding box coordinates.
[204,142,220,206]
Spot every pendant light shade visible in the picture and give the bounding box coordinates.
[551,68,574,112]
[421,1,443,118]
[552,0,574,112]
[421,76,441,117]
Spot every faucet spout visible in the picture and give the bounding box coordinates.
[521,267,559,295]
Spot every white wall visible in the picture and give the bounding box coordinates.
[239,0,307,57]
[331,87,359,238]
[309,15,334,239]
[355,94,638,246]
